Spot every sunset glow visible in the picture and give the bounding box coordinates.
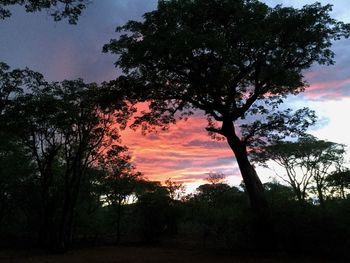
[120,114,240,188]
[1,0,349,192]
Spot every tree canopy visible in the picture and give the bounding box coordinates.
[105,0,349,133]
[0,63,132,251]
[104,0,350,213]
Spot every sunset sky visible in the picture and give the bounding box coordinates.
[1,0,350,191]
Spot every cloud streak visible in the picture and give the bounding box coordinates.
[120,115,240,184]
[1,0,350,189]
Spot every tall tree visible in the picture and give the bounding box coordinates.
[1,65,130,250]
[104,0,350,216]
[1,68,61,247]
[53,80,124,251]
[304,137,346,206]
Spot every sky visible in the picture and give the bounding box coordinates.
[1,0,350,191]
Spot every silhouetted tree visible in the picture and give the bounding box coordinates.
[104,0,350,220]
[253,135,346,205]
[186,183,248,248]
[54,80,126,251]
[263,181,295,206]
[134,181,171,242]
[98,145,142,244]
[1,65,130,250]
[205,172,226,185]
[326,169,350,199]
[0,0,89,24]
[164,178,185,201]
[196,183,234,205]
[2,71,63,247]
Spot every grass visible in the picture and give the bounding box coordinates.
[0,245,332,263]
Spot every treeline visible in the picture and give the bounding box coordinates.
[1,65,350,259]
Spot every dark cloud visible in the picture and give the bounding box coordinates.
[184,139,225,149]
[0,0,157,82]
[135,156,194,170]
[201,157,235,168]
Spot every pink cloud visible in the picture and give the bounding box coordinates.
[303,69,350,100]
[120,114,239,184]
[303,79,350,100]
[119,71,350,186]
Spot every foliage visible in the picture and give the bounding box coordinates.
[326,169,350,199]
[164,178,186,201]
[134,182,172,242]
[205,171,226,185]
[0,0,89,24]
[104,0,349,141]
[182,183,250,249]
[97,145,142,243]
[0,64,131,250]
[0,137,34,227]
[252,134,347,204]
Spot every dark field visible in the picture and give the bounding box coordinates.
[0,246,331,263]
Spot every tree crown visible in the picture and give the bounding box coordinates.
[104,0,349,142]
[104,0,350,143]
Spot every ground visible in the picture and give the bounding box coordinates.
[0,245,332,263]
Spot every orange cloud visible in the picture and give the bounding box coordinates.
[119,71,350,189]
[120,114,240,186]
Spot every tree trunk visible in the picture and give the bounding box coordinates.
[294,187,304,204]
[116,199,122,244]
[222,120,272,249]
[56,172,81,252]
[222,120,268,214]
[39,172,55,249]
[39,201,54,248]
[56,195,73,252]
[317,185,324,207]
[340,185,345,199]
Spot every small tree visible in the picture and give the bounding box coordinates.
[164,178,186,201]
[326,169,350,199]
[205,172,226,185]
[98,145,142,244]
[252,135,346,205]
[134,181,171,242]
[196,183,233,205]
